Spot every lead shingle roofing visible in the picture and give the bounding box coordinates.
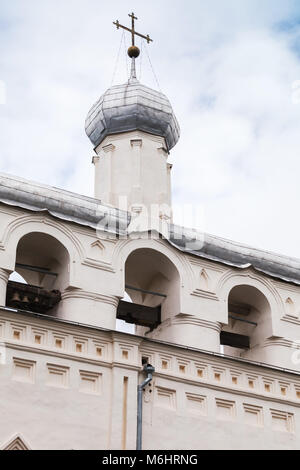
[0,172,299,286]
[85,79,180,151]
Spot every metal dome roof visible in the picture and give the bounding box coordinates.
[85,77,180,151]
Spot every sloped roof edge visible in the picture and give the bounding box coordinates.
[0,172,299,286]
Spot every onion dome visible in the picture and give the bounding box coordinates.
[85,67,180,151]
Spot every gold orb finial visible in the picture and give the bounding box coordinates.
[128,45,140,58]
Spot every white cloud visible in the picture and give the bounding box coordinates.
[1,0,300,259]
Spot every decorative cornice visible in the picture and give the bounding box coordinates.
[169,315,222,333]
[0,310,112,343]
[61,290,119,307]
[4,341,141,372]
[263,338,296,349]
[111,332,143,347]
[3,341,113,367]
[2,307,300,379]
[100,130,165,146]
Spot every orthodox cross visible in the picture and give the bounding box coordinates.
[113,12,153,58]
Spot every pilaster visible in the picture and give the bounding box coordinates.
[0,268,9,306]
[108,334,142,450]
[130,138,143,209]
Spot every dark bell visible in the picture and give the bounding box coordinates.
[128,46,140,58]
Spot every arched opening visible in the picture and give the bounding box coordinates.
[117,248,180,335]
[221,284,272,359]
[6,232,70,315]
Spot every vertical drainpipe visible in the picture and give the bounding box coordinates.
[136,363,155,450]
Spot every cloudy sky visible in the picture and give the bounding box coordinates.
[1,0,300,259]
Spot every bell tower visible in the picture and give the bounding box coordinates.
[85,12,180,228]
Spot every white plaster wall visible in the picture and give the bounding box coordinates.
[0,349,112,450]
[1,310,300,450]
[94,131,171,216]
[143,377,300,450]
